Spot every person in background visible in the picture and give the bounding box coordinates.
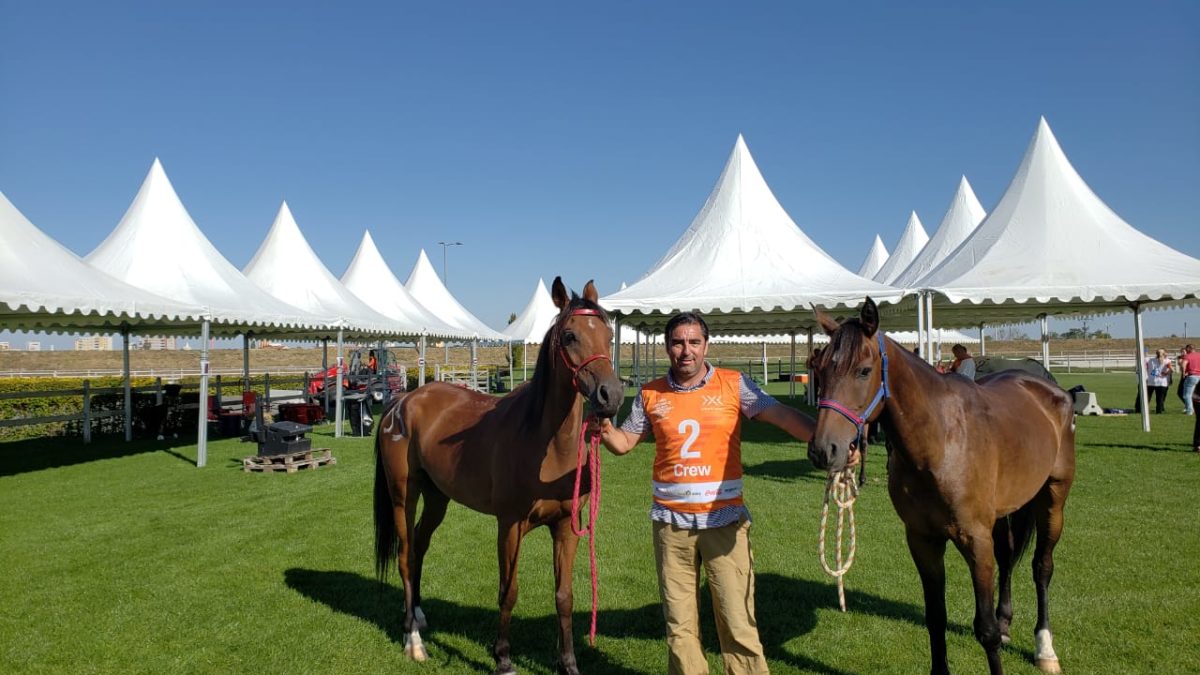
[599,311,847,675]
[1136,349,1173,414]
[1179,344,1200,415]
[367,349,378,374]
[949,344,976,381]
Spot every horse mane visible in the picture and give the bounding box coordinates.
[524,292,609,427]
[820,318,870,377]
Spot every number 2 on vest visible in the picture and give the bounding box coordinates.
[678,419,701,459]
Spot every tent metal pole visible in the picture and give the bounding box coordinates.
[418,335,427,386]
[243,332,252,393]
[926,293,936,365]
[122,325,132,442]
[522,339,527,383]
[321,338,329,415]
[1133,304,1151,432]
[980,323,987,356]
[471,339,478,391]
[806,331,815,405]
[789,333,796,398]
[508,341,514,390]
[916,291,926,361]
[761,341,768,385]
[1039,314,1050,368]
[613,315,622,383]
[197,318,211,468]
[335,327,344,438]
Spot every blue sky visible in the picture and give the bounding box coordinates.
[2,1,1198,344]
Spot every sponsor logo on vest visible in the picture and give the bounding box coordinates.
[650,399,673,419]
[653,478,744,504]
[701,394,723,407]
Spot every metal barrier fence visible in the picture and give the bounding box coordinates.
[0,373,311,442]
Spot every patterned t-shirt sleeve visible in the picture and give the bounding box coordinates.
[739,372,779,418]
[620,389,650,435]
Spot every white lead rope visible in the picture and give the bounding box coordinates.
[818,466,859,612]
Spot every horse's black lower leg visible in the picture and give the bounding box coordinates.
[992,512,1029,644]
[956,530,1004,675]
[410,484,450,628]
[550,518,582,675]
[493,519,524,675]
[906,531,949,675]
[1031,484,1068,673]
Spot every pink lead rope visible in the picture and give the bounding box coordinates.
[571,417,602,646]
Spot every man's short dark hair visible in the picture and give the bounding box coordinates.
[665,312,709,342]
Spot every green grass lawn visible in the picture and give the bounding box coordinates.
[1,373,1198,674]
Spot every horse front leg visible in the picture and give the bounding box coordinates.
[493,518,525,675]
[953,528,1004,675]
[550,517,582,675]
[906,530,949,675]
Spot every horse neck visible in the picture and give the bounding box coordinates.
[878,340,949,467]
[522,346,586,451]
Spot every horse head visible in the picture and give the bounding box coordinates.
[809,297,887,472]
[547,277,623,419]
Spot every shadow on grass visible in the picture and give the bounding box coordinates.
[1088,441,1193,453]
[0,433,198,477]
[285,568,947,674]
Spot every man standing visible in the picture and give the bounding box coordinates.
[1179,344,1200,415]
[950,344,976,381]
[599,312,839,675]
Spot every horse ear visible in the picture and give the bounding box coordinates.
[813,305,841,336]
[551,277,569,310]
[582,280,599,304]
[860,297,879,337]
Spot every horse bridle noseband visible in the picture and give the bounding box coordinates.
[817,332,890,450]
[557,308,612,394]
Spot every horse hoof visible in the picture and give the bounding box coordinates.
[1000,633,1011,645]
[1036,657,1062,674]
[404,632,427,662]
[491,668,517,675]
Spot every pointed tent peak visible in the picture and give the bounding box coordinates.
[872,234,886,249]
[535,277,549,293]
[905,211,924,230]
[892,176,987,288]
[856,233,891,278]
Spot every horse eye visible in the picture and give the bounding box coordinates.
[858,366,872,378]
[562,331,577,345]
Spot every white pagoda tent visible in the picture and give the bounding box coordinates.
[872,211,929,286]
[891,176,986,288]
[917,118,1200,430]
[85,160,329,464]
[404,249,509,341]
[857,235,890,279]
[341,231,470,340]
[244,203,413,436]
[602,135,908,337]
[1,190,204,332]
[86,160,325,334]
[502,278,560,344]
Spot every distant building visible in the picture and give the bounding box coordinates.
[138,336,177,351]
[74,335,114,351]
[0,342,9,351]
[26,341,41,351]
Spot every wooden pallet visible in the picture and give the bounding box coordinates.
[243,448,336,473]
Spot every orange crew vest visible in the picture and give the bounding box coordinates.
[643,367,744,514]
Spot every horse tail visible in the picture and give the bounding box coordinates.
[1006,502,1038,563]
[374,420,397,583]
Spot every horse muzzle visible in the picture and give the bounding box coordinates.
[587,379,623,420]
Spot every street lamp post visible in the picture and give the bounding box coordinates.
[437,241,462,366]
[437,241,463,288]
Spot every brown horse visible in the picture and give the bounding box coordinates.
[809,298,1075,675]
[374,277,622,675]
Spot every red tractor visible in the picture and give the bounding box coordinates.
[307,348,405,403]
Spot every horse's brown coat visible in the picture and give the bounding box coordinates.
[374,278,622,675]
[811,299,1075,675]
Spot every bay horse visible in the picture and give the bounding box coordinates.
[809,298,1075,675]
[374,277,622,675]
